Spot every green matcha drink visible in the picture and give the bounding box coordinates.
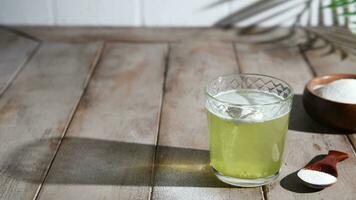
[205,75,293,187]
[207,90,289,179]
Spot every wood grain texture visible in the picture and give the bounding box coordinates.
[153,42,263,200]
[304,47,356,149]
[0,29,38,95]
[236,44,313,94]
[12,27,298,44]
[37,43,168,200]
[12,27,240,42]
[236,43,356,200]
[159,42,239,150]
[153,187,262,200]
[304,47,356,75]
[0,42,101,200]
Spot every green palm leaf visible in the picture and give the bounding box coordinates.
[325,0,356,8]
[341,11,356,16]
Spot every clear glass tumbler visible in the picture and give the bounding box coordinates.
[205,74,293,187]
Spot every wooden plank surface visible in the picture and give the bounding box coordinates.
[0,42,101,200]
[0,29,38,95]
[36,43,168,200]
[12,27,239,42]
[12,27,293,44]
[304,47,356,149]
[153,42,263,200]
[235,43,356,200]
[0,27,355,200]
[304,45,356,74]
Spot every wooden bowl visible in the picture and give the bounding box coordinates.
[303,74,356,132]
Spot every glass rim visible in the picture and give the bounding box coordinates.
[205,73,294,107]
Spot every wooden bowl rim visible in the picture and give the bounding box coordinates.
[306,73,356,106]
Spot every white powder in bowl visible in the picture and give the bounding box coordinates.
[297,169,337,185]
[315,79,356,104]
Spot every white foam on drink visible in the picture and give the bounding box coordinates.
[220,90,282,105]
[206,89,289,122]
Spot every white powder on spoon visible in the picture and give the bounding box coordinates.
[315,79,356,104]
[297,169,337,186]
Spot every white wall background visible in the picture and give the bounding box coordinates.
[0,0,354,27]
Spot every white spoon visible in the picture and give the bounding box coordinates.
[297,150,348,189]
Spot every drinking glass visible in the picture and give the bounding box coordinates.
[205,74,293,187]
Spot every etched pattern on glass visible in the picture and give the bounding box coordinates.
[206,75,293,122]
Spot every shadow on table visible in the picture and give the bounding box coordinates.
[4,95,347,188]
[3,137,231,188]
[289,94,345,134]
[280,154,326,193]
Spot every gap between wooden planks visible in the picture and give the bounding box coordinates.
[0,29,39,97]
[36,43,168,200]
[0,42,103,200]
[151,42,264,200]
[0,27,354,200]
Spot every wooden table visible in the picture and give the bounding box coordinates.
[0,27,355,200]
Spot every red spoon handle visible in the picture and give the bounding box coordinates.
[305,150,348,177]
[328,150,349,162]
[316,150,349,168]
